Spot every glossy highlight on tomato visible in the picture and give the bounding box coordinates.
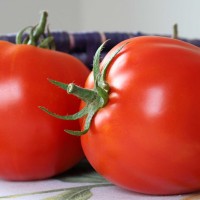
[0,41,89,181]
[80,36,200,195]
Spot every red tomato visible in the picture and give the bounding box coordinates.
[0,41,89,180]
[80,36,200,195]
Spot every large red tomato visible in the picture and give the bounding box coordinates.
[0,40,89,181]
[78,36,200,195]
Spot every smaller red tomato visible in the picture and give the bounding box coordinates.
[0,11,90,181]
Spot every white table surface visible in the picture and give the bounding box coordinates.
[0,160,198,200]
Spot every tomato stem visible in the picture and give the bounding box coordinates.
[173,23,178,39]
[40,41,128,135]
[32,11,48,42]
[16,11,55,49]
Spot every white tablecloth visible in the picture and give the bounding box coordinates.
[0,160,199,200]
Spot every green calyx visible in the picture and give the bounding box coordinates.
[16,11,55,49]
[40,40,128,136]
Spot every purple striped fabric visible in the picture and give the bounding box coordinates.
[0,31,199,69]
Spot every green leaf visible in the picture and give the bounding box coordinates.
[60,170,107,184]
[0,184,112,199]
[56,159,108,183]
[43,186,92,200]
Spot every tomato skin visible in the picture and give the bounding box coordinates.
[81,36,200,195]
[0,41,89,181]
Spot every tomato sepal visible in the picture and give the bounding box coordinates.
[40,41,128,135]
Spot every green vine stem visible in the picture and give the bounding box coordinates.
[173,23,178,39]
[40,40,128,136]
[16,10,55,49]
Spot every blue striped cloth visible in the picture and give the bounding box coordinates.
[1,31,200,70]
